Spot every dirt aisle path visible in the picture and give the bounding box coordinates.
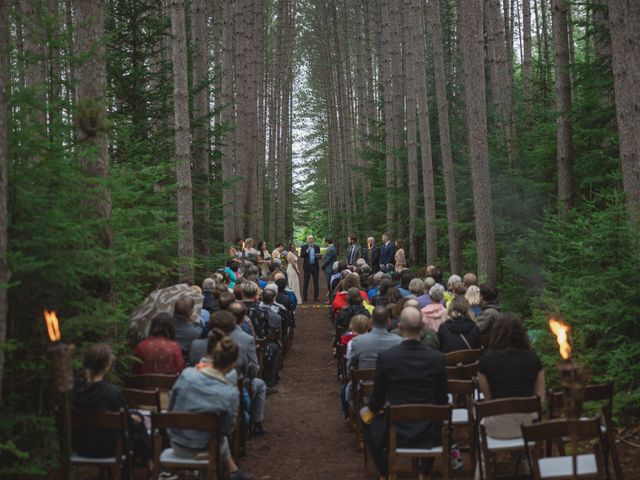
[242,275,365,479]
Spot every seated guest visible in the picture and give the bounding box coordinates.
[229,302,268,436]
[420,284,447,332]
[465,285,483,317]
[463,272,478,288]
[335,287,371,344]
[367,271,385,299]
[361,307,448,479]
[438,295,481,353]
[168,331,250,480]
[370,277,393,305]
[415,276,435,309]
[329,261,344,293]
[189,310,237,366]
[133,313,185,375]
[332,274,369,320]
[444,274,462,306]
[223,260,239,288]
[257,288,284,392]
[341,314,370,356]
[202,277,217,313]
[174,295,202,364]
[398,270,414,297]
[476,284,501,334]
[348,306,402,371]
[359,263,371,287]
[407,278,424,300]
[477,313,545,473]
[73,344,151,469]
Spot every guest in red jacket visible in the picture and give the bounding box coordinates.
[133,313,185,374]
[332,273,369,320]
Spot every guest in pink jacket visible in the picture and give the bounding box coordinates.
[421,284,447,332]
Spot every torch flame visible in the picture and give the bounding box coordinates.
[44,310,61,342]
[549,318,571,360]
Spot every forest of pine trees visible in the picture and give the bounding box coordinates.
[0,0,639,474]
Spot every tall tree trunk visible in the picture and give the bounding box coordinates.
[459,0,497,285]
[522,0,533,117]
[551,0,573,213]
[74,0,113,297]
[413,0,438,266]
[47,0,61,137]
[254,0,265,240]
[0,0,10,402]
[379,0,395,236]
[402,0,418,263]
[540,0,552,99]
[608,0,640,225]
[191,0,210,259]
[431,0,459,273]
[169,0,194,283]
[221,0,236,243]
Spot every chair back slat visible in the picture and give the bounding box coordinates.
[475,396,541,420]
[548,381,614,420]
[521,418,602,444]
[350,368,375,383]
[444,349,482,366]
[123,388,162,412]
[151,412,220,431]
[446,362,478,380]
[447,379,474,396]
[389,404,452,423]
[360,381,374,397]
[125,374,178,391]
[72,411,127,430]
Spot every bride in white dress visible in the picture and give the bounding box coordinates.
[286,243,302,304]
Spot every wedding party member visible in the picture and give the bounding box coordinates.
[300,234,321,302]
[286,243,302,303]
[394,239,407,271]
[346,235,363,268]
[379,233,396,271]
[256,241,272,278]
[321,238,337,292]
[367,237,381,273]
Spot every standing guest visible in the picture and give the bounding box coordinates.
[300,234,321,302]
[477,313,545,441]
[361,307,448,479]
[271,243,285,264]
[229,238,244,263]
[394,239,407,271]
[346,235,363,268]
[477,284,501,334]
[367,237,381,274]
[320,238,337,292]
[463,272,478,288]
[415,277,435,309]
[173,295,201,364]
[133,313,185,375]
[256,241,272,278]
[73,344,152,469]
[379,233,396,272]
[465,285,483,317]
[420,284,447,332]
[286,243,302,303]
[168,331,251,480]
[438,296,481,353]
[243,238,259,266]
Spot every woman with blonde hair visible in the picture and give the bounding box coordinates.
[438,295,480,353]
[465,284,482,317]
[394,239,406,271]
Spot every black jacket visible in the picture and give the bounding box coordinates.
[300,243,321,271]
[437,317,481,353]
[369,245,381,273]
[334,304,370,344]
[369,340,448,448]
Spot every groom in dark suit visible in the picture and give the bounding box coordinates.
[300,234,321,302]
[379,232,396,271]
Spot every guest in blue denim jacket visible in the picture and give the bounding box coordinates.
[168,329,251,480]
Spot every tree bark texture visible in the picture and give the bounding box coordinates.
[608,0,640,225]
[459,0,497,285]
[522,0,533,116]
[221,0,236,243]
[430,0,459,273]
[168,0,194,283]
[190,0,210,258]
[551,0,574,213]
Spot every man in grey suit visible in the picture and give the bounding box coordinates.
[320,238,337,293]
[346,235,363,268]
[229,302,268,436]
[347,306,403,371]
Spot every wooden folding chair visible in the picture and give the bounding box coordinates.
[335,343,347,383]
[360,381,377,476]
[445,349,483,366]
[448,379,477,473]
[125,374,178,410]
[350,368,376,447]
[70,410,130,480]
[479,334,491,349]
[123,388,162,414]
[151,412,224,480]
[388,404,453,480]
[475,396,541,480]
[548,382,622,480]
[255,338,266,379]
[446,362,479,380]
[522,418,607,479]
